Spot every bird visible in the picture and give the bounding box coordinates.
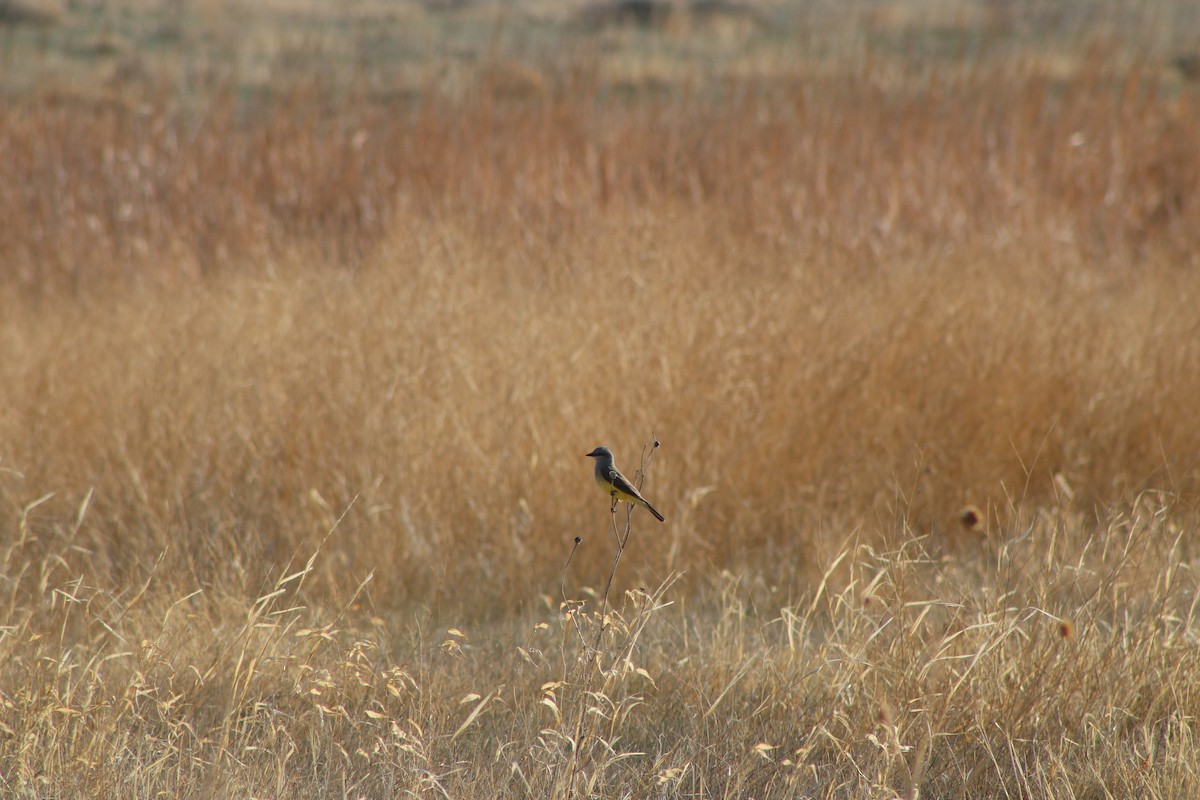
[585,446,665,522]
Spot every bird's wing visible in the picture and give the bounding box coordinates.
[607,467,645,500]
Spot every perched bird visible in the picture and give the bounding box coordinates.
[586,446,665,522]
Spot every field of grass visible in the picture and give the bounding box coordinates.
[3,1,1200,797]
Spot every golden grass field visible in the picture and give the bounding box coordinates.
[2,1,1200,796]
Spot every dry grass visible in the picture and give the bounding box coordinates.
[3,10,1200,797]
[3,497,1198,796]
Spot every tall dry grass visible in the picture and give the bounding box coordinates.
[2,493,1197,796]
[2,33,1200,798]
[3,45,1198,291]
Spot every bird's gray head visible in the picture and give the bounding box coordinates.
[586,446,613,460]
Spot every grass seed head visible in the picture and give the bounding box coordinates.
[959,505,983,531]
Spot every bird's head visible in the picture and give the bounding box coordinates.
[585,446,612,459]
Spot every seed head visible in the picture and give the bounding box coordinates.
[958,505,982,531]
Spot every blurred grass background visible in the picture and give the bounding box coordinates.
[2,1,1200,796]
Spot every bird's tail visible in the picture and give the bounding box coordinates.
[640,499,666,523]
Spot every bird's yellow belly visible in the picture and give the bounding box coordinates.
[597,475,635,503]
